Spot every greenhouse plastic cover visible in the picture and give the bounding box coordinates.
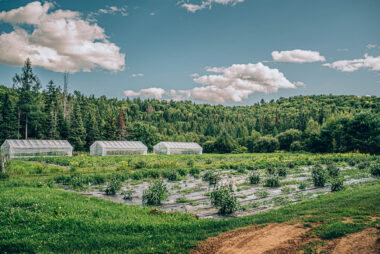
[155,142,202,149]
[2,139,73,149]
[92,141,147,149]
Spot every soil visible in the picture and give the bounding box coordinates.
[192,223,380,254]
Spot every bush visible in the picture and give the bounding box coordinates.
[290,141,303,152]
[248,173,260,184]
[203,170,221,186]
[187,159,195,167]
[264,176,280,187]
[277,167,287,177]
[254,136,280,153]
[105,177,122,195]
[142,179,168,206]
[163,170,179,181]
[189,167,201,178]
[276,129,302,151]
[0,172,9,180]
[266,166,276,175]
[134,160,147,169]
[210,184,240,215]
[370,164,380,177]
[121,187,134,200]
[330,177,345,192]
[312,166,328,187]
[298,182,308,190]
[327,164,340,177]
[357,161,369,170]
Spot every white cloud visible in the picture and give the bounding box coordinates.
[180,0,244,13]
[191,73,200,77]
[124,62,301,104]
[323,54,380,72]
[131,73,144,77]
[271,49,326,63]
[366,44,377,49]
[149,12,155,16]
[0,1,125,73]
[89,5,128,20]
[124,88,166,99]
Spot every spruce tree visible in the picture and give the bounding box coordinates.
[86,112,99,148]
[69,102,86,150]
[0,92,18,142]
[104,111,118,140]
[117,107,127,140]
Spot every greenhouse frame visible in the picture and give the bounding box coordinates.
[153,142,202,155]
[0,139,73,159]
[90,141,148,156]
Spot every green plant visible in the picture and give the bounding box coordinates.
[210,184,240,215]
[248,172,260,184]
[327,164,340,177]
[121,187,135,200]
[142,179,168,206]
[164,170,179,181]
[311,166,328,187]
[187,159,195,167]
[254,189,269,199]
[134,160,147,169]
[298,182,308,190]
[105,177,121,195]
[189,167,201,178]
[317,222,365,240]
[370,164,380,177]
[264,176,280,187]
[330,177,345,192]
[203,170,221,186]
[277,167,287,177]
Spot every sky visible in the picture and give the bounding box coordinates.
[0,0,379,105]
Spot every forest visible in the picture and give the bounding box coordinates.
[0,59,379,154]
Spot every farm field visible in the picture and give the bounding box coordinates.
[0,152,380,253]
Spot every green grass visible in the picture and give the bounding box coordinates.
[1,179,379,253]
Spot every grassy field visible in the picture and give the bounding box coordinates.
[0,153,379,253]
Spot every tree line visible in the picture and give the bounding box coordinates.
[0,59,379,154]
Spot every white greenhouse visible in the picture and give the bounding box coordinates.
[0,139,73,159]
[153,142,202,155]
[90,141,148,156]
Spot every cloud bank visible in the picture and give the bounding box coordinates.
[272,49,326,63]
[124,62,301,104]
[0,1,125,73]
[323,54,380,72]
[180,0,244,13]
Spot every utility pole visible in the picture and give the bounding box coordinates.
[63,72,68,119]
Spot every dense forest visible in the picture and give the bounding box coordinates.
[0,59,379,154]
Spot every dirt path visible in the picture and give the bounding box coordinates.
[191,223,308,254]
[192,223,380,254]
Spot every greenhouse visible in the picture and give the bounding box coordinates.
[153,142,202,155]
[90,141,148,156]
[0,139,73,158]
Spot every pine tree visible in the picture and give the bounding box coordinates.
[86,112,99,148]
[0,92,18,143]
[117,107,127,140]
[69,102,86,150]
[104,111,117,140]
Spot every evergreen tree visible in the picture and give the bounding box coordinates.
[0,92,18,142]
[117,107,127,140]
[69,102,86,150]
[104,111,118,140]
[86,112,99,148]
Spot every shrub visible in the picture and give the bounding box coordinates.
[266,166,276,175]
[163,170,179,181]
[121,187,134,200]
[370,164,380,177]
[298,182,308,190]
[105,177,121,195]
[210,184,240,215]
[326,164,339,177]
[290,141,303,152]
[203,170,221,186]
[357,161,369,170]
[189,167,201,178]
[187,159,195,167]
[0,172,9,180]
[142,179,168,206]
[330,177,345,192]
[253,136,280,153]
[312,166,328,187]
[264,176,280,187]
[276,129,302,151]
[177,168,188,177]
[134,160,147,169]
[277,167,287,177]
[248,173,260,184]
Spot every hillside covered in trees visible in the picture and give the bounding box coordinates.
[0,60,379,154]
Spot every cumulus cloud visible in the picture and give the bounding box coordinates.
[323,54,380,72]
[0,1,125,73]
[124,62,301,104]
[131,73,144,77]
[180,0,244,13]
[271,49,326,63]
[124,88,166,99]
[88,5,128,21]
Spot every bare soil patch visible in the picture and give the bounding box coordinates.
[330,228,379,254]
[191,223,308,254]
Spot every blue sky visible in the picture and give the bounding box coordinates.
[0,0,379,105]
